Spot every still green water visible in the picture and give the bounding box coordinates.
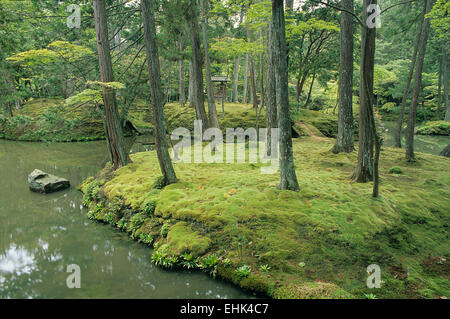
[0,139,252,299]
[382,121,450,155]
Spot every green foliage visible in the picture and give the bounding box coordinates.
[427,0,450,39]
[259,264,271,273]
[142,199,157,216]
[152,176,167,189]
[160,221,171,238]
[236,265,252,278]
[151,246,178,268]
[381,102,399,114]
[138,233,154,245]
[180,253,196,269]
[389,166,404,174]
[417,121,450,136]
[127,213,147,236]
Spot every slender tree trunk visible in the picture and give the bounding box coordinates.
[178,37,186,106]
[249,56,258,109]
[141,0,177,185]
[272,0,299,191]
[394,6,424,148]
[304,73,316,109]
[332,0,354,154]
[187,2,209,130]
[437,46,442,120]
[188,61,194,107]
[443,47,449,121]
[201,0,220,129]
[93,0,127,170]
[354,0,376,183]
[243,54,249,104]
[232,57,240,102]
[259,30,264,109]
[266,19,277,157]
[405,0,433,161]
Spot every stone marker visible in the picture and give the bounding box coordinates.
[28,169,70,193]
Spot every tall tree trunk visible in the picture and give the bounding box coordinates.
[272,0,299,191]
[249,56,258,109]
[331,0,354,154]
[266,19,277,157]
[354,0,377,183]
[92,0,127,170]
[443,47,449,121]
[259,30,264,110]
[187,1,209,130]
[394,6,424,148]
[232,57,240,102]
[141,0,177,185]
[178,37,186,106]
[405,0,433,161]
[201,0,220,129]
[188,61,194,107]
[243,54,249,104]
[437,46,442,120]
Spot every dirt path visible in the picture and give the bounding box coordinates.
[298,122,328,141]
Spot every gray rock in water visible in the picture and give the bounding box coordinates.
[28,169,70,193]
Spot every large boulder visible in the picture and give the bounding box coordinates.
[28,169,70,193]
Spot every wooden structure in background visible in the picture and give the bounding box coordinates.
[211,75,230,117]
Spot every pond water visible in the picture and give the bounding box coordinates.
[0,139,252,299]
[382,121,450,155]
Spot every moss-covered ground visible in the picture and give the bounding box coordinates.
[79,134,450,299]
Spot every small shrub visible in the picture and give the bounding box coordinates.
[389,166,403,174]
[198,254,219,270]
[259,264,271,273]
[151,247,178,268]
[236,265,252,278]
[138,233,154,245]
[181,253,196,269]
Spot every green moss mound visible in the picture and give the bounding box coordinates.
[166,222,211,257]
[80,128,449,299]
[417,121,450,136]
[1,98,105,142]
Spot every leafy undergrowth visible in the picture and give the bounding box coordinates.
[79,137,449,299]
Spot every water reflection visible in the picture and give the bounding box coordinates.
[0,244,36,275]
[382,121,450,155]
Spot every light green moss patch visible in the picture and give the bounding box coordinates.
[166,222,211,257]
